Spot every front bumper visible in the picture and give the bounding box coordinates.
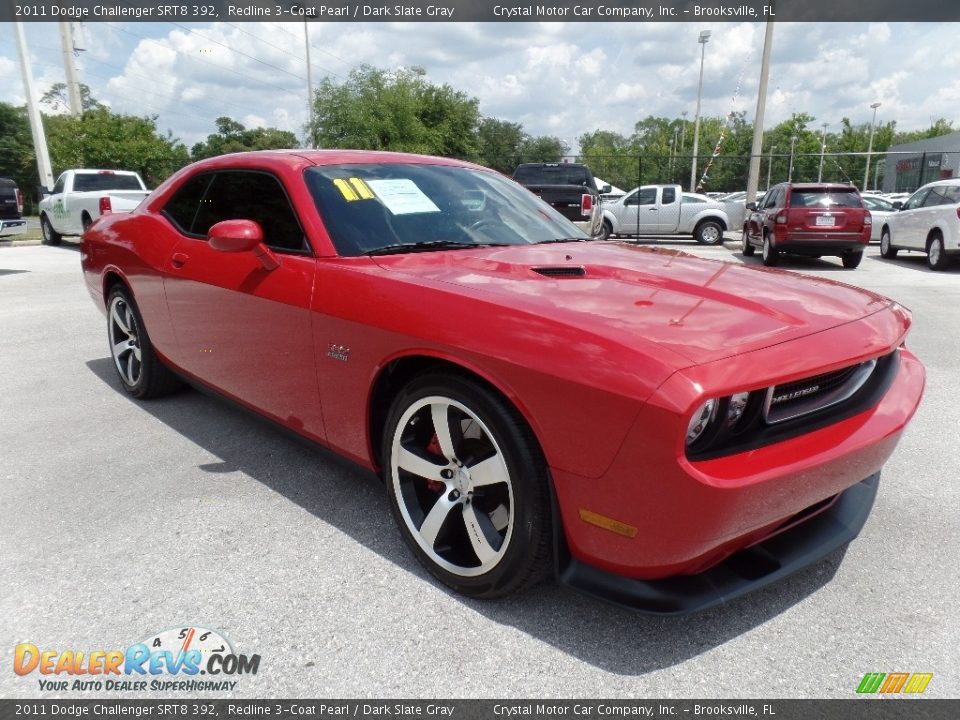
[559,472,878,614]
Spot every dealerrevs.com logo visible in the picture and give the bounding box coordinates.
[14,626,260,692]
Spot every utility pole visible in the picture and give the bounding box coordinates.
[304,21,315,148]
[14,22,55,193]
[58,21,83,115]
[746,19,774,204]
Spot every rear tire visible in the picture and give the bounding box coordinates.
[841,250,863,269]
[928,234,949,271]
[761,234,779,266]
[40,214,62,246]
[880,229,898,259]
[695,220,724,245]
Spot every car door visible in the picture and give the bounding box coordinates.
[632,187,660,233]
[894,188,931,249]
[160,169,325,441]
[656,186,680,233]
[749,186,780,242]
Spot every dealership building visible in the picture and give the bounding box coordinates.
[881,130,960,193]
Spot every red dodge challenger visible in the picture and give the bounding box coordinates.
[81,150,925,613]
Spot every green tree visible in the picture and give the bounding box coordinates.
[476,118,525,173]
[43,108,190,187]
[308,65,481,158]
[0,102,40,206]
[40,82,104,113]
[578,130,640,189]
[518,135,565,164]
[191,116,299,159]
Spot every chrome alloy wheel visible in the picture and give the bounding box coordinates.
[390,396,514,577]
[108,295,143,387]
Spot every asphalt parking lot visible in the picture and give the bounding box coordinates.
[1,238,957,700]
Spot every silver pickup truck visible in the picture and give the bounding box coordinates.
[600,184,731,244]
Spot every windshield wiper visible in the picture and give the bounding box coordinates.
[536,237,588,245]
[365,241,509,256]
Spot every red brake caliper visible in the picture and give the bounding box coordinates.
[424,433,446,493]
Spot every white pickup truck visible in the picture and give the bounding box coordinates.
[600,184,731,245]
[39,169,150,245]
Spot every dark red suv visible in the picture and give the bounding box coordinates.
[741,183,871,268]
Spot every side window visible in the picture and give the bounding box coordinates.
[661,187,677,204]
[944,186,960,204]
[162,173,213,235]
[636,188,657,206]
[763,189,780,209]
[193,171,307,253]
[51,175,66,195]
[922,186,949,207]
[623,191,639,206]
[902,188,929,211]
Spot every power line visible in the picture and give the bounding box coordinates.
[168,22,305,82]
[222,22,345,81]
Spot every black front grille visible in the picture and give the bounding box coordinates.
[764,358,877,425]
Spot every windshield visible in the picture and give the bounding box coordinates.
[305,163,587,256]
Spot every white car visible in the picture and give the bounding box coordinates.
[879,179,960,270]
[861,194,897,242]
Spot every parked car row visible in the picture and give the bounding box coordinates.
[739,179,960,271]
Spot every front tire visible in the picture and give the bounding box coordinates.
[741,228,755,256]
[107,286,181,399]
[695,219,724,245]
[880,229,898,259]
[40,214,62,246]
[928,234,949,271]
[761,234,779,266]
[597,219,612,242]
[383,373,552,598]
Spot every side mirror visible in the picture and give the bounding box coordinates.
[600,185,612,195]
[745,202,757,211]
[208,219,279,271]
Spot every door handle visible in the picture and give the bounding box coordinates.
[648,208,657,212]
[171,252,189,268]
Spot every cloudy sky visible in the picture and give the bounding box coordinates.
[1,21,957,152]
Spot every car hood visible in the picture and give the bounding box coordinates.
[373,242,894,365]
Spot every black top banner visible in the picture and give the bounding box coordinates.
[4,0,960,23]
[1,700,959,720]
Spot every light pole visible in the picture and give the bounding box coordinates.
[689,30,711,192]
[680,110,688,154]
[864,101,881,190]
[766,145,776,190]
[817,122,829,182]
[788,135,798,182]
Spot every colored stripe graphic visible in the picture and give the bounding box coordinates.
[857,672,933,694]
[857,673,885,693]
[879,672,909,693]
[903,673,934,694]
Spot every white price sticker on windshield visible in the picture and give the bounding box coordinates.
[367,179,441,215]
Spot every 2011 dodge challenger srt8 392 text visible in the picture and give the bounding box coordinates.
[80,150,925,614]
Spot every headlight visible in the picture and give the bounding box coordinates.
[726,392,750,427]
[686,398,718,446]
